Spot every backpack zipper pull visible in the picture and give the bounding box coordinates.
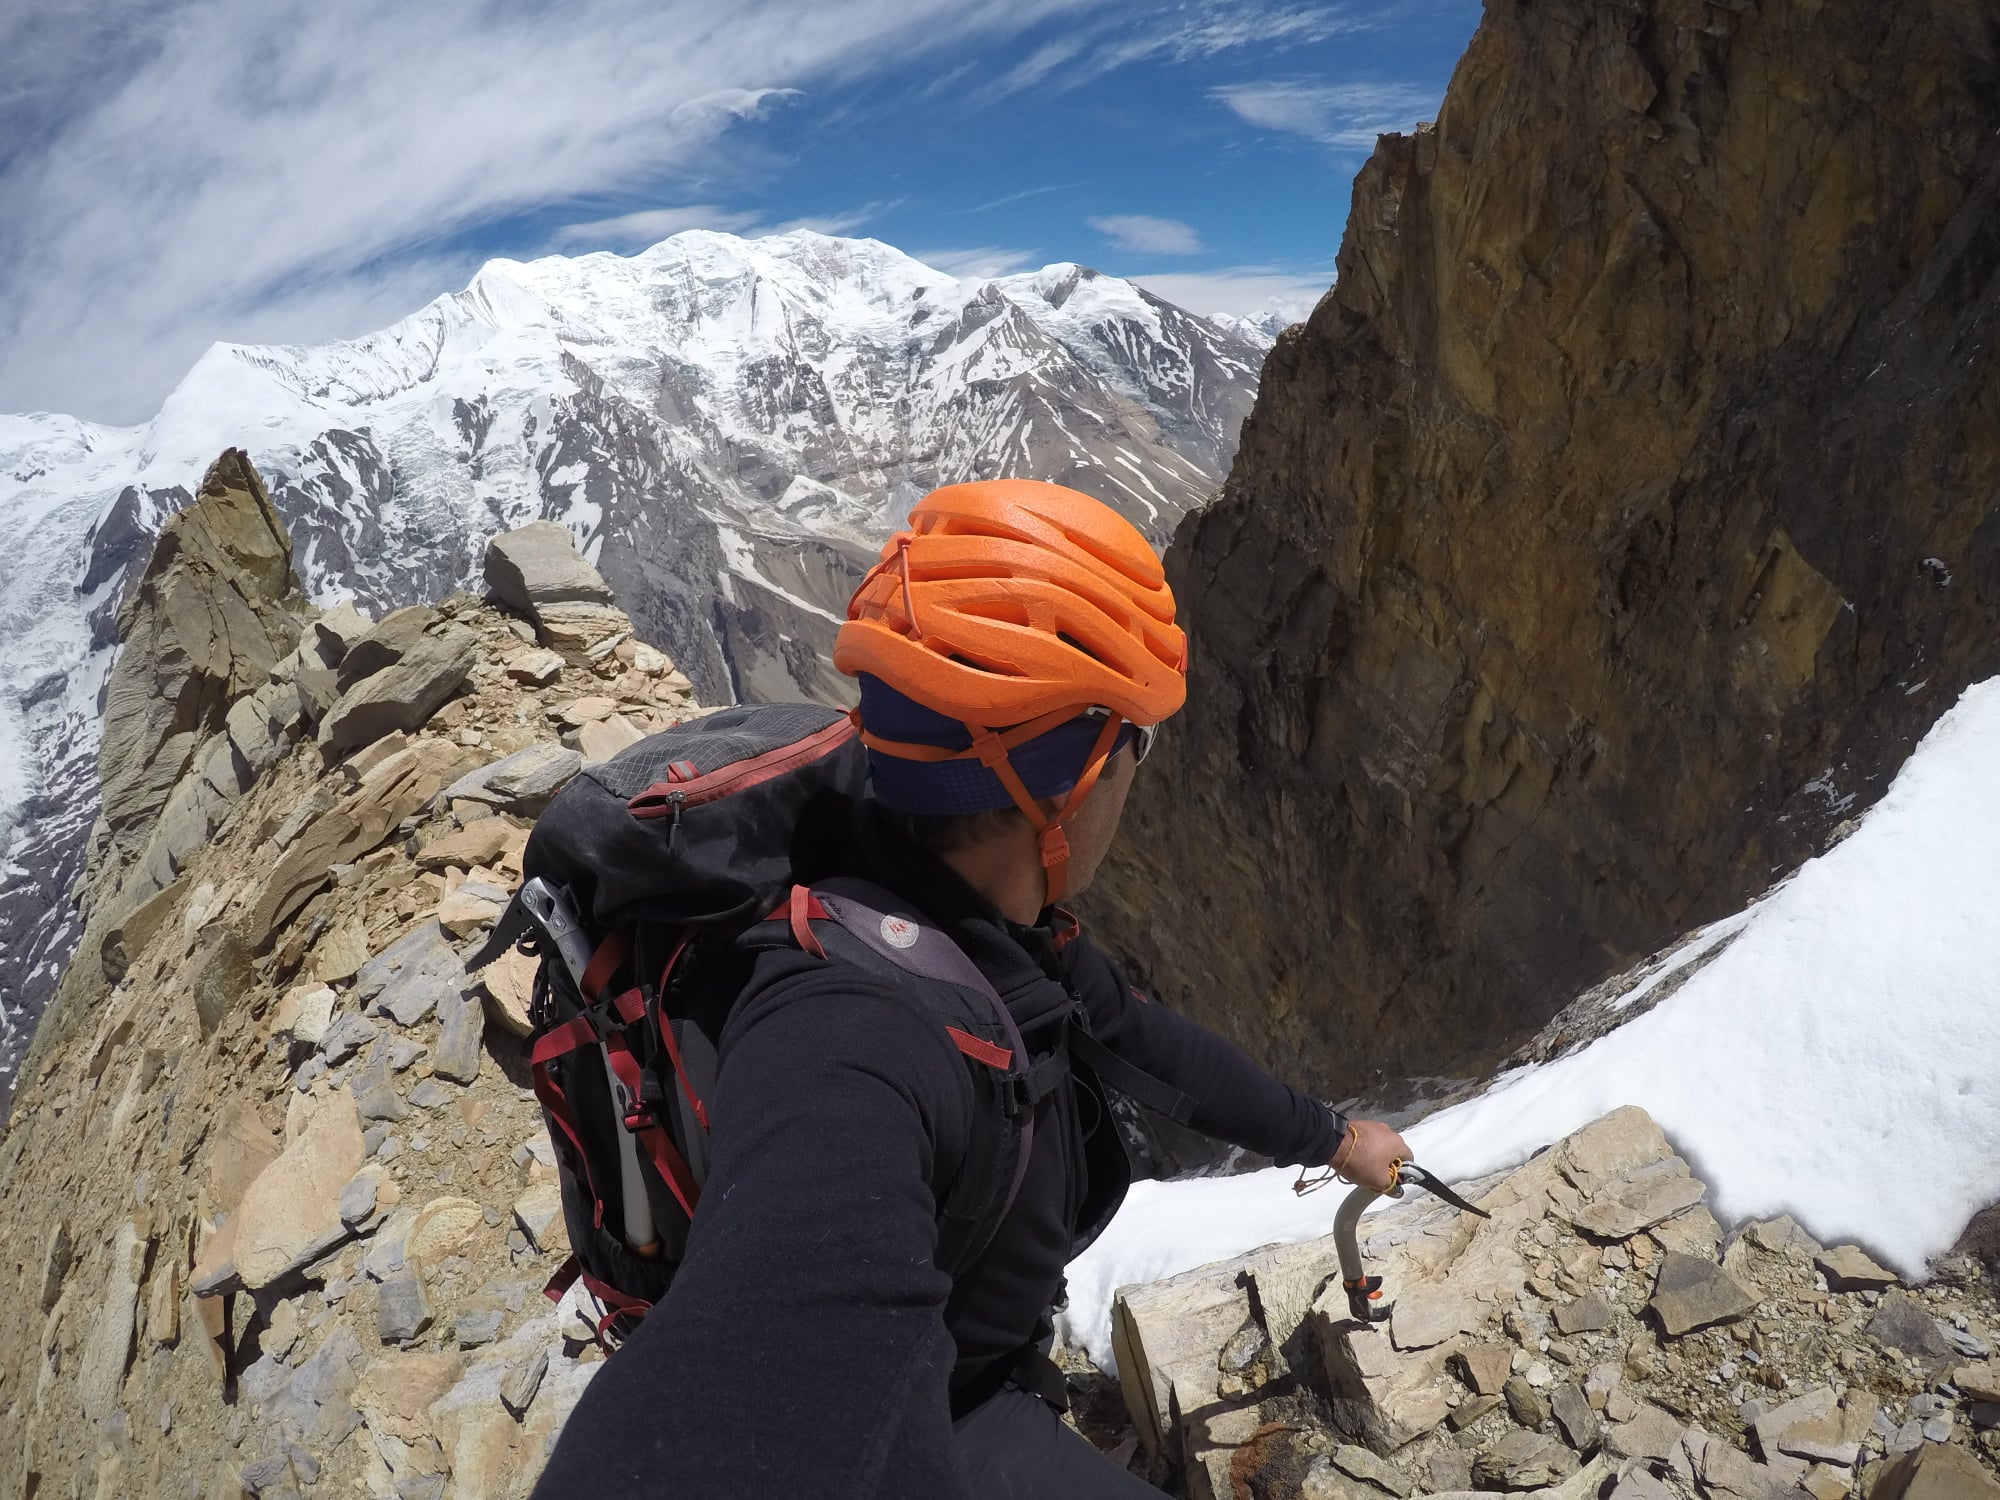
[666,790,686,852]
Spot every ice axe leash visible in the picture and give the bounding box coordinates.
[1295,1158,1491,1323]
[517,878,661,1259]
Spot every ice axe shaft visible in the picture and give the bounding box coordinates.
[1304,1158,1491,1323]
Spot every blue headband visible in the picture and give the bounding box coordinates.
[855,674,1135,816]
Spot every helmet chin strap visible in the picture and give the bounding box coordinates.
[969,711,1125,908]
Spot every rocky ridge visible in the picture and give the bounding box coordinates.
[0,230,1269,1109]
[1,453,702,1497]
[1100,1108,2000,1500]
[1094,0,2000,1108]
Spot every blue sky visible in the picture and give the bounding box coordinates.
[0,0,1480,425]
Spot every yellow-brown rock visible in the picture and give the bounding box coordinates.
[1096,0,2000,1104]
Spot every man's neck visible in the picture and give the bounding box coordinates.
[939,833,1046,927]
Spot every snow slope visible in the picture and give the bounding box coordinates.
[1060,675,2000,1369]
[0,230,1272,1106]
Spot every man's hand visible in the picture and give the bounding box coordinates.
[1330,1119,1410,1193]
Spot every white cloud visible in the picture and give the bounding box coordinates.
[912,246,1043,279]
[1214,79,1437,147]
[1128,266,1330,326]
[555,205,764,248]
[1087,214,1204,255]
[0,0,1104,424]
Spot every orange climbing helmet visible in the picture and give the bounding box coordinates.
[834,478,1189,904]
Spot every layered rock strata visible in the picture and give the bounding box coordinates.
[1105,1108,2000,1498]
[1094,0,2000,1102]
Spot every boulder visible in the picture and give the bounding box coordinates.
[436,879,509,938]
[414,818,518,872]
[1648,1252,1757,1336]
[476,947,537,1037]
[1865,1292,1954,1359]
[578,713,647,764]
[1752,1387,1858,1467]
[1955,1361,2000,1403]
[483,521,616,614]
[274,984,337,1053]
[318,624,479,754]
[406,1197,485,1267]
[335,604,436,690]
[209,1101,283,1214]
[1473,1430,1576,1490]
[312,600,373,664]
[1452,1342,1512,1397]
[232,1090,366,1290]
[504,649,565,686]
[512,1183,566,1255]
[431,993,486,1084]
[376,1274,434,1346]
[1868,1443,2000,1500]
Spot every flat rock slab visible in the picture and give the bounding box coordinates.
[1607,1403,1686,1462]
[438,880,510,938]
[1454,1342,1513,1396]
[77,1217,151,1421]
[1815,1244,1898,1291]
[355,922,471,1029]
[1555,1291,1613,1335]
[1752,1386,1858,1467]
[477,947,536,1037]
[1648,1251,1757,1336]
[1551,1381,1600,1452]
[416,818,518,872]
[234,1091,365,1290]
[1568,1158,1707,1238]
[1865,1291,1953,1359]
[444,743,582,815]
[1956,1361,2000,1403]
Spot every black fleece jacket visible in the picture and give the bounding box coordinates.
[534,808,1340,1499]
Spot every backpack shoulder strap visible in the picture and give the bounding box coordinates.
[796,877,1053,1274]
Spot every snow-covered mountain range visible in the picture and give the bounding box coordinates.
[0,229,1273,1098]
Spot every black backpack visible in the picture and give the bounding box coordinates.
[469,702,1060,1345]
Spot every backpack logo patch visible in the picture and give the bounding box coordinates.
[880,913,920,949]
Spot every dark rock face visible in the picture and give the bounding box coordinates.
[1093,0,2000,1104]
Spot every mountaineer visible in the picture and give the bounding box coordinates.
[532,479,1410,1497]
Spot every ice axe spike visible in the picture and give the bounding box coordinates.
[1303,1158,1490,1324]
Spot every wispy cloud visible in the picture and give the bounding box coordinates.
[913,246,1043,279]
[1213,79,1436,147]
[976,2,1374,101]
[0,0,1102,424]
[950,182,1086,216]
[1128,265,1330,326]
[1087,214,1204,255]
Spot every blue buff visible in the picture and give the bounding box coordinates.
[856,674,1134,816]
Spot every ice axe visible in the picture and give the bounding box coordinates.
[1296,1158,1491,1323]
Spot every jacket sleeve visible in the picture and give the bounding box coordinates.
[1063,936,1342,1168]
[532,951,978,1500]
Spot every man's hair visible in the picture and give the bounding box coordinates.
[881,804,1032,855]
